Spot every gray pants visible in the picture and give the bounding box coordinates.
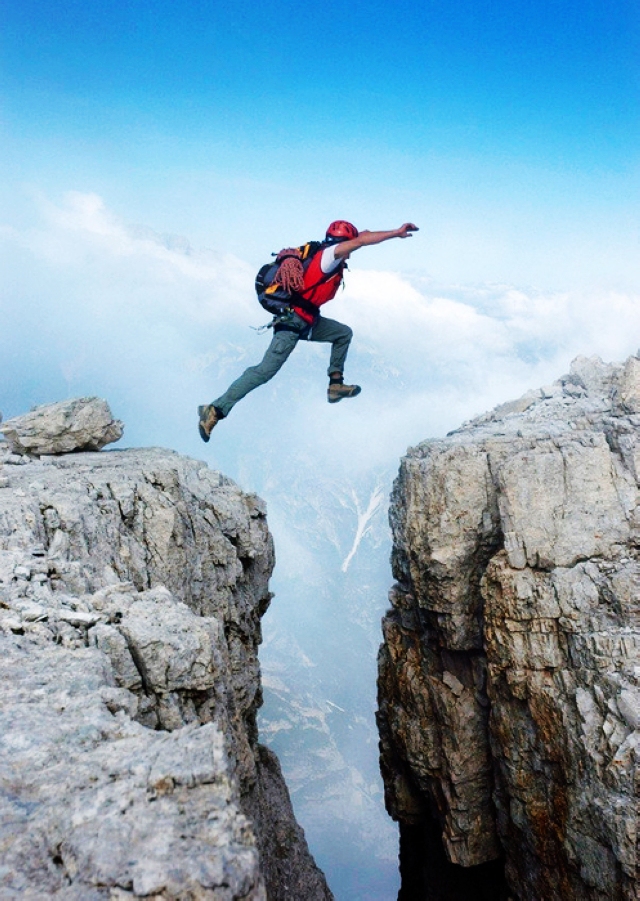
[213,314,353,417]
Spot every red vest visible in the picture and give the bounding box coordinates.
[292,250,345,323]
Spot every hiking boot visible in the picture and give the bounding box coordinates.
[327,381,362,404]
[198,404,221,442]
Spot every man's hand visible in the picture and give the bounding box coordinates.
[396,223,419,238]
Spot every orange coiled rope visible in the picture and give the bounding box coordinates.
[275,248,305,293]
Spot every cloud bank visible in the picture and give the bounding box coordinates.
[2,189,639,493]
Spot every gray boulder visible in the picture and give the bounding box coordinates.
[0,397,123,455]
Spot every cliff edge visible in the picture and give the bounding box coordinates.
[0,438,333,900]
[377,354,639,901]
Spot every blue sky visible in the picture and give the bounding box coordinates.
[2,0,639,287]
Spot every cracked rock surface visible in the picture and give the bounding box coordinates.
[377,354,639,901]
[0,444,333,900]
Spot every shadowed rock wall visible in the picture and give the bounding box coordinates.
[378,355,639,901]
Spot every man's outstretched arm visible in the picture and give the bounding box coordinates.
[333,223,419,259]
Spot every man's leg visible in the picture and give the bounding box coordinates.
[309,316,361,403]
[198,329,299,440]
[308,316,353,375]
[214,329,300,415]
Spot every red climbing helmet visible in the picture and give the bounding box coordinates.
[325,220,359,241]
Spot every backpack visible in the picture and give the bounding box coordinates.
[255,241,327,318]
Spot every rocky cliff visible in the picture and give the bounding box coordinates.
[378,355,639,901]
[0,422,333,900]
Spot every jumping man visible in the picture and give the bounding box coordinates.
[198,220,419,441]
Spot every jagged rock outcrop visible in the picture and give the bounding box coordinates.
[0,397,123,455]
[0,440,333,900]
[378,355,639,901]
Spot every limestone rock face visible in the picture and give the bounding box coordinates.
[0,444,333,900]
[0,396,123,455]
[378,354,639,901]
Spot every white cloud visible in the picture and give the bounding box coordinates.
[2,190,639,465]
[3,189,256,328]
[338,268,640,385]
